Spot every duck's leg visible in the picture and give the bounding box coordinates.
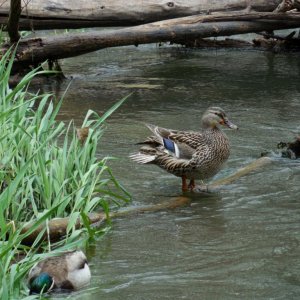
[188,179,196,190]
[181,175,188,192]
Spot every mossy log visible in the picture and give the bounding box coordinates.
[20,156,272,245]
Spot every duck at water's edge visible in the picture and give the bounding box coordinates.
[28,250,91,294]
[130,107,238,192]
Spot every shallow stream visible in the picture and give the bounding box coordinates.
[38,44,300,299]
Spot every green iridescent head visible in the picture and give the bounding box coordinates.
[29,272,54,294]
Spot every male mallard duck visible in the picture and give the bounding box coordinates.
[130,107,238,191]
[28,250,91,294]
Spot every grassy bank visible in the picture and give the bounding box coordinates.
[0,49,130,299]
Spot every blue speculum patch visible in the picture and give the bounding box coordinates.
[163,138,175,153]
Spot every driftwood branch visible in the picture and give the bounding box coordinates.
[6,0,21,43]
[20,156,272,245]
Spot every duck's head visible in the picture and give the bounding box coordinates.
[29,272,54,295]
[201,107,238,130]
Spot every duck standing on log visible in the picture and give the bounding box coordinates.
[130,107,238,192]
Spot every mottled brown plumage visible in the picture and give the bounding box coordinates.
[130,107,238,191]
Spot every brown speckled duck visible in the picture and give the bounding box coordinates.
[130,107,238,192]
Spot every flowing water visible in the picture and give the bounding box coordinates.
[39,44,300,299]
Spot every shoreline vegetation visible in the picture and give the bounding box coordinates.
[0,48,130,299]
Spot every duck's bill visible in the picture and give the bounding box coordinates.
[224,119,238,130]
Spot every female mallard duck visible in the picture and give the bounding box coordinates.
[130,107,238,191]
[28,250,91,294]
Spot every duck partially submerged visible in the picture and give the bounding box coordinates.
[130,107,238,191]
[28,250,91,294]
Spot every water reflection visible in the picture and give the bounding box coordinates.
[35,45,300,299]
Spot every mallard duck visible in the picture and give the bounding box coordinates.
[28,250,91,294]
[130,107,238,191]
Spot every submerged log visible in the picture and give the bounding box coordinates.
[209,157,272,189]
[4,12,300,66]
[0,0,283,29]
[20,156,272,245]
[20,196,190,245]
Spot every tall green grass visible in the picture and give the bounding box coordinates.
[0,48,130,299]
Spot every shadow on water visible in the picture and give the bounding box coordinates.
[32,45,300,299]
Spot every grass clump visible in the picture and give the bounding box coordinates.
[0,48,130,299]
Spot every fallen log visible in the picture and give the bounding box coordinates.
[20,156,272,245]
[20,196,191,245]
[209,157,272,189]
[0,0,283,29]
[4,12,300,66]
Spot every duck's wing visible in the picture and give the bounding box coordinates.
[169,131,205,150]
[145,124,205,159]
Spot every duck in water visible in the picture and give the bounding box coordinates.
[28,250,91,294]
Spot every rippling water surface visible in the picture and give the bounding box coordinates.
[40,44,300,299]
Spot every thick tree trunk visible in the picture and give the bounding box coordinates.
[0,0,282,30]
[6,12,300,65]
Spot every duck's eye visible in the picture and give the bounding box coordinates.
[214,112,223,118]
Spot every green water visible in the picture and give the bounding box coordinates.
[40,44,300,299]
